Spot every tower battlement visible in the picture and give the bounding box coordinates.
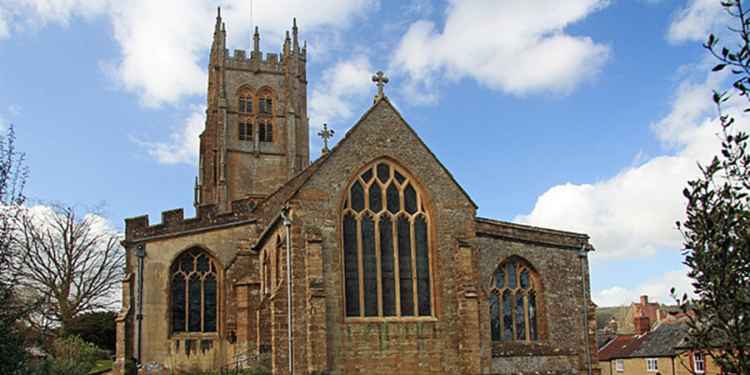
[225,48,306,74]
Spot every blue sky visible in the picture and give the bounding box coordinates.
[0,0,734,306]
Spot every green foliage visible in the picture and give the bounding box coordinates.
[45,336,100,375]
[677,1,750,373]
[65,311,117,353]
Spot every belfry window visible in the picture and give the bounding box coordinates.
[342,160,433,319]
[170,248,219,333]
[239,122,253,141]
[239,93,253,113]
[259,95,273,115]
[490,257,540,342]
[259,121,273,143]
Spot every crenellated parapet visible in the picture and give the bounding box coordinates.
[224,49,304,74]
[124,198,260,242]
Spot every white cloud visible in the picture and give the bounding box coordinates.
[516,69,747,259]
[1,0,374,107]
[308,55,373,156]
[137,106,205,165]
[391,0,611,102]
[668,0,726,43]
[0,7,9,38]
[310,55,373,128]
[594,267,694,306]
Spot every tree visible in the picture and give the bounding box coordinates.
[11,205,125,333]
[676,1,750,373]
[65,311,117,353]
[0,125,30,375]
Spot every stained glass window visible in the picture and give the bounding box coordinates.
[170,248,219,333]
[490,258,540,342]
[342,160,433,319]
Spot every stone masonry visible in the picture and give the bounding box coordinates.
[115,9,599,375]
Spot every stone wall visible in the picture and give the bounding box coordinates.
[278,99,480,375]
[122,219,259,373]
[475,220,597,375]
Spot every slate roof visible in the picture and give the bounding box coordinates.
[627,322,688,358]
[598,322,690,361]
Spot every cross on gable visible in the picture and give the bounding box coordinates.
[372,71,389,102]
[317,123,335,154]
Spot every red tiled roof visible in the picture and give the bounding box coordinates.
[598,335,642,361]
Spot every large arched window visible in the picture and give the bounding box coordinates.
[489,257,540,342]
[170,248,219,334]
[342,160,433,319]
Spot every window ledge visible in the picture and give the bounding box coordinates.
[169,333,220,340]
[491,341,575,358]
[345,316,438,324]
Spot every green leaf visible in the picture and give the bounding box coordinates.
[713,64,727,72]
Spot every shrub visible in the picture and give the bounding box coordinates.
[64,311,117,354]
[42,335,100,375]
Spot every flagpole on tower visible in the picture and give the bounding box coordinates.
[250,0,254,51]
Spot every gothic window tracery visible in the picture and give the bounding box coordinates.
[170,248,219,334]
[342,160,433,319]
[489,257,540,342]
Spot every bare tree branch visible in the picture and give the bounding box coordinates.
[11,204,125,332]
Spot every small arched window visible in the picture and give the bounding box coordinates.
[489,257,540,342]
[170,248,219,334]
[342,160,433,319]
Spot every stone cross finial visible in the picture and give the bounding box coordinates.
[317,123,335,154]
[372,71,389,102]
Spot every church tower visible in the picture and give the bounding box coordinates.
[195,8,310,210]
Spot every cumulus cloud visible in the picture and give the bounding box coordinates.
[516,68,748,259]
[137,106,205,165]
[391,0,610,102]
[668,0,726,43]
[593,267,694,306]
[307,55,374,156]
[1,0,374,106]
[310,56,373,128]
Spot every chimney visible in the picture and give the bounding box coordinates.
[640,295,649,305]
[634,316,651,335]
[607,317,619,334]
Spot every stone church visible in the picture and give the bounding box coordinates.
[115,9,599,375]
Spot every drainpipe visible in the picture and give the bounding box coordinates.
[280,205,294,375]
[578,245,593,375]
[135,244,146,365]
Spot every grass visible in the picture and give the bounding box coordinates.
[88,359,113,374]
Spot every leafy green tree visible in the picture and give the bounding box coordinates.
[676,1,750,373]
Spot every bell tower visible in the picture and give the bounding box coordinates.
[195,8,310,210]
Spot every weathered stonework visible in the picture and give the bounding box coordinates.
[115,11,599,375]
